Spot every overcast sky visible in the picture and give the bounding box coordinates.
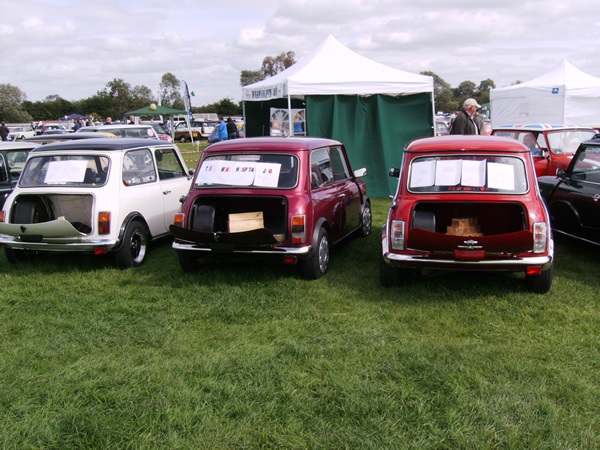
[3,0,600,107]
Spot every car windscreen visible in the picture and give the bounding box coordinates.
[19,155,110,187]
[195,153,299,189]
[408,154,529,194]
[546,130,596,155]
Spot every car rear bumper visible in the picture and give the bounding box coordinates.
[0,236,119,252]
[173,241,311,256]
[382,236,554,271]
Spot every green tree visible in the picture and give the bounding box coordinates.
[421,71,457,113]
[261,51,296,77]
[0,84,33,123]
[454,80,477,98]
[240,51,296,86]
[240,70,265,87]
[197,98,241,116]
[159,73,183,109]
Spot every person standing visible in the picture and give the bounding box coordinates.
[216,117,228,141]
[104,117,112,125]
[449,98,481,135]
[0,122,9,141]
[226,117,238,139]
[73,118,84,131]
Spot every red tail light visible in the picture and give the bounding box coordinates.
[98,212,110,234]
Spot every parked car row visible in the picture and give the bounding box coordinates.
[1,131,598,295]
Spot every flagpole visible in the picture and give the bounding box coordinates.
[182,80,195,146]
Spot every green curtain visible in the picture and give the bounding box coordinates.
[306,93,433,198]
[244,98,306,137]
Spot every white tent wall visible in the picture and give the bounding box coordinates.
[491,60,600,127]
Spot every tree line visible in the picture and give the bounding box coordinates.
[0,73,242,123]
[1,52,497,124]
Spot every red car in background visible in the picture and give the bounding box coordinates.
[381,135,554,293]
[491,124,597,177]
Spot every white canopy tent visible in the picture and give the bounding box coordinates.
[242,34,433,105]
[490,60,600,127]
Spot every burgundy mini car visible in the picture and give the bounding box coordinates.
[170,137,371,279]
[380,135,554,293]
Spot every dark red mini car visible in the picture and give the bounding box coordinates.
[381,135,554,293]
[170,137,372,278]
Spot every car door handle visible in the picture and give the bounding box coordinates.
[339,194,346,198]
[163,190,171,195]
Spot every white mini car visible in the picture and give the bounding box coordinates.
[0,138,193,267]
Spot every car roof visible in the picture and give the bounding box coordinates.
[78,124,154,131]
[204,137,342,153]
[25,132,116,143]
[492,123,595,131]
[0,141,40,151]
[29,137,173,153]
[405,135,529,153]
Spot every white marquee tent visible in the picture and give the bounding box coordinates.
[242,35,433,102]
[490,60,600,127]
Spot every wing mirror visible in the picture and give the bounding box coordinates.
[353,167,368,178]
[556,168,566,179]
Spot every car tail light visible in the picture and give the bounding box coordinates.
[533,222,547,253]
[291,215,306,244]
[98,212,111,235]
[390,220,405,251]
[0,211,4,223]
[174,213,185,227]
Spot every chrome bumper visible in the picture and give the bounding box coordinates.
[0,236,119,252]
[381,235,554,270]
[172,241,312,256]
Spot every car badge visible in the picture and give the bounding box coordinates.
[464,239,478,246]
[20,226,27,233]
[213,233,219,243]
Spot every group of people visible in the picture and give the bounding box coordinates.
[214,117,240,142]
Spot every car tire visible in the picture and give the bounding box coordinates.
[525,261,553,294]
[359,201,372,237]
[179,136,187,143]
[114,221,148,268]
[177,250,199,272]
[302,227,330,279]
[4,246,29,263]
[380,252,399,287]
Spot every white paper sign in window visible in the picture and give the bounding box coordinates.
[45,160,88,184]
[254,163,281,187]
[410,159,436,187]
[435,159,462,186]
[488,162,515,190]
[461,159,486,187]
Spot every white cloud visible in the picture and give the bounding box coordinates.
[2,0,600,108]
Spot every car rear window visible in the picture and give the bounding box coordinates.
[408,154,528,194]
[196,153,299,189]
[20,155,110,187]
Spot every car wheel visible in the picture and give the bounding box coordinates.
[177,250,199,272]
[525,261,553,294]
[302,227,330,279]
[4,246,29,263]
[380,252,399,287]
[114,221,148,268]
[359,201,372,237]
[179,136,187,143]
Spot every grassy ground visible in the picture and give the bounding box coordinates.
[0,197,598,447]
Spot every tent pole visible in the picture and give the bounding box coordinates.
[430,93,436,136]
[288,94,293,136]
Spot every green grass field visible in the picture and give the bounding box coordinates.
[0,195,598,447]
